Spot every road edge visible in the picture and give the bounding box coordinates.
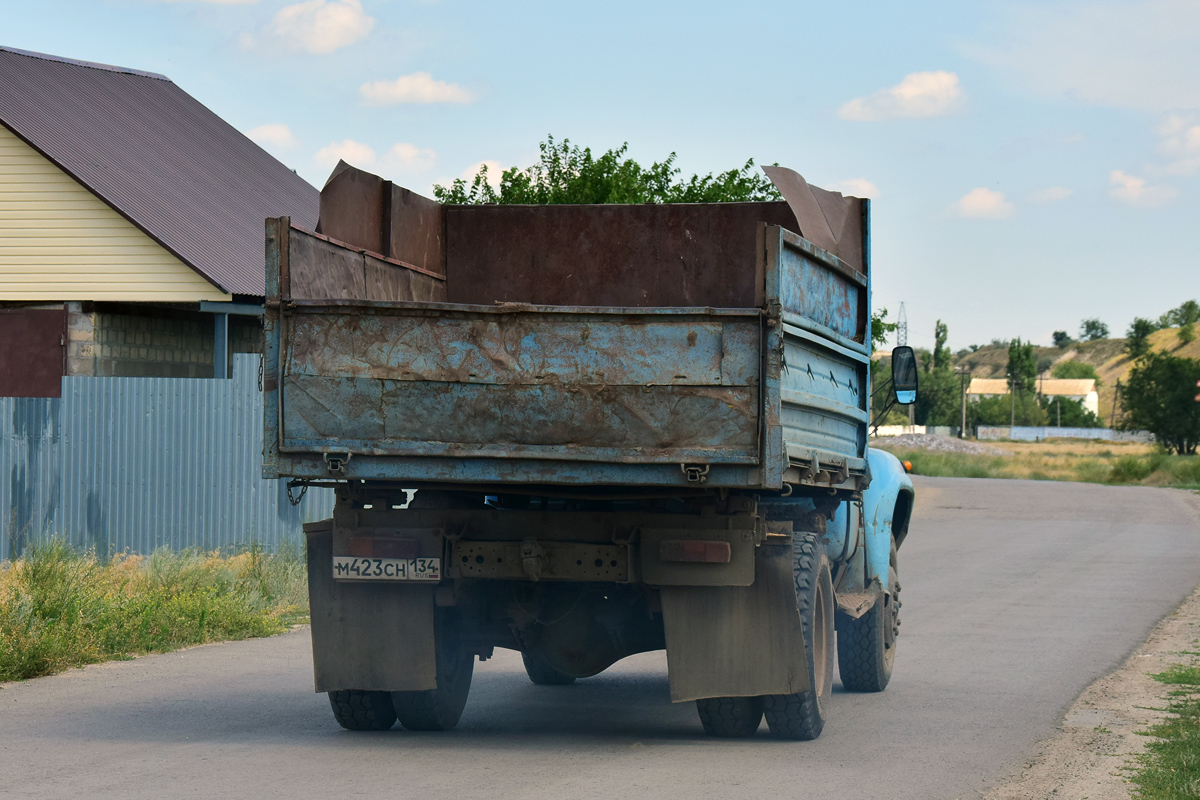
[982,488,1200,800]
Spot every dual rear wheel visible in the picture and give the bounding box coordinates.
[328,609,475,732]
[696,531,897,739]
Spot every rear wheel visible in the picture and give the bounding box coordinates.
[522,650,577,685]
[837,539,899,692]
[392,610,475,731]
[763,532,834,740]
[327,690,397,731]
[695,696,764,738]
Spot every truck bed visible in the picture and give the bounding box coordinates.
[263,166,872,492]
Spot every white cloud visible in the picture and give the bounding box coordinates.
[383,143,437,172]
[246,123,298,148]
[315,139,376,169]
[950,188,1015,219]
[838,71,964,121]
[360,72,474,106]
[827,178,880,198]
[966,1,1200,114]
[1027,186,1073,204]
[1158,114,1200,175]
[1108,170,1178,207]
[246,0,374,55]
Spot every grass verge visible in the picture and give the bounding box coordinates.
[1129,662,1200,798]
[877,442,1200,489]
[0,540,307,682]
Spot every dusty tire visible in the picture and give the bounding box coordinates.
[328,690,397,731]
[763,532,834,740]
[392,611,474,731]
[696,696,764,738]
[522,650,577,685]
[837,539,899,693]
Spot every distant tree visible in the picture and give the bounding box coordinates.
[968,393,1047,428]
[1158,300,1200,329]
[1125,317,1158,359]
[1120,351,1200,454]
[1040,396,1102,428]
[932,319,950,369]
[1036,356,1055,375]
[1007,338,1037,393]
[434,136,782,205]
[1079,319,1109,341]
[871,308,898,352]
[1052,330,1073,348]
[1179,322,1196,347]
[1051,360,1101,384]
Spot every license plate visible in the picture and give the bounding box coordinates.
[332,556,441,582]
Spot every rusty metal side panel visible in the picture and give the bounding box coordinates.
[278,306,762,464]
[776,229,865,344]
[443,202,799,308]
[388,185,444,276]
[316,160,386,254]
[0,307,66,398]
[764,227,870,487]
[286,225,445,303]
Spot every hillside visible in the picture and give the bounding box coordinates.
[953,329,1200,422]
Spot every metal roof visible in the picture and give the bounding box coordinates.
[968,378,1096,396]
[0,45,318,297]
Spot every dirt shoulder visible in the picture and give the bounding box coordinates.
[983,489,1200,800]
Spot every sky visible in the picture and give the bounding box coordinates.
[4,0,1198,350]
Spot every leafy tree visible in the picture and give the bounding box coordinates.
[1079,319,1109,341]
[1051,360,1101,384]
[1007,338,1037,393]
[1040,395,1102,428]
[967,393,1047,428]
[1120,351,1200,454]
[1052,330,1073,348]
[1125,317,1158,359]
[1158,300,1200,329]
[434,137,782,205]
[931,320,950,369]
[871,308,898,352]
[1178,322,1196,347]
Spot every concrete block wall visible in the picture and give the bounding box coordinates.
[65,303,262,378]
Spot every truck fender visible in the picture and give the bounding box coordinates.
[860,448,915,594]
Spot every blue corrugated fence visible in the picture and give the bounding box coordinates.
[1,354,332,560]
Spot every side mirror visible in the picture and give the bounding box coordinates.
[891,346,919,405]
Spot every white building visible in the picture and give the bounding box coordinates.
[967,377,1099,416]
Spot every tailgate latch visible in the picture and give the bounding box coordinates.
[323,452,352,475]
[680,463,710,483]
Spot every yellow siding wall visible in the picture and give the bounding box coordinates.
[0,124,230,302]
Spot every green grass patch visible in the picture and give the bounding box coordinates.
[0,540,307,682]
[1129,663,1200,799]
[879,445,1200,489]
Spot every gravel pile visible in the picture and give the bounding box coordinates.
[871,434,1010,456]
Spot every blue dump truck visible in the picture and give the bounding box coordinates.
[262,162,917,739]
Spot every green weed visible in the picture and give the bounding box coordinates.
[0,539,307,682]
[1129,664,1200,798]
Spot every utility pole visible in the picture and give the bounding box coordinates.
[1009,373,1016,429]
[955,365,970,438]
[1110,378,1121,429]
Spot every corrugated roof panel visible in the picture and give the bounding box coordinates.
[0,46,319,297]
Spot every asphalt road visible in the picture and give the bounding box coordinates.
[3,478,1200,800]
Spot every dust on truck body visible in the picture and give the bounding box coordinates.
[263,161,916,739]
